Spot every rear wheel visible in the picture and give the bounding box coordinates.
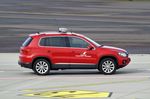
[98,58,116,74]
[33,59,50,75]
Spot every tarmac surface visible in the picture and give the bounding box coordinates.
[0,53,150,99]
[0,0,150,53]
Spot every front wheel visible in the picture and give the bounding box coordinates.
[33,59,50,75]
[98,58,116,75]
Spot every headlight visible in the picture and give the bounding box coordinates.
[118,52,127,57]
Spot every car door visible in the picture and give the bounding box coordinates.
[40,36,70,69]
[68,36,98,69]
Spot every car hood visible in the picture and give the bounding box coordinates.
[100,45,126,52]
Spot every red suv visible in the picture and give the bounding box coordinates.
[18,28,130,75]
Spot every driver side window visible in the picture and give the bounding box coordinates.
[68,37,89,48]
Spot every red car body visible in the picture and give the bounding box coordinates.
[19,30,130,75]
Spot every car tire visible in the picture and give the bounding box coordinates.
[33,59,50,75]
[98,58,116,75]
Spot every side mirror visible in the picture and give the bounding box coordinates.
[87,45,94,50]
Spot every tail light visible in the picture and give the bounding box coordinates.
[20,48,31,55]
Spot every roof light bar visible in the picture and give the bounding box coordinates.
[58,28,68,33]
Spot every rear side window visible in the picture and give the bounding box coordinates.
[22,37,33,47]
[40,37,67,47]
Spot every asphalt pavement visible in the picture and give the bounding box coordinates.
[0,53,150,99]
[0,0,150,53]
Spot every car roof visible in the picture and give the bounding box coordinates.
[29,31,85,38]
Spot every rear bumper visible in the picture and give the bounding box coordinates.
[18,61,32,69]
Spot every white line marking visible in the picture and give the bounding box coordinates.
[22,71,30,72]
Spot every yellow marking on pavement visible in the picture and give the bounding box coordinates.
[23,89,34,92]
[23,90,111,98]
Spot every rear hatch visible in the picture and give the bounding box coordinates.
[20,37,33,55]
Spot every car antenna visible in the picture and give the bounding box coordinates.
[54,18,61,33]
[70,28,73,34]
[68,27,72,34]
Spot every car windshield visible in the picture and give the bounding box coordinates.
[84,36,101,47]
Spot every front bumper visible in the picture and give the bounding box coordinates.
[18,61,32,69]
[118,57,131,68]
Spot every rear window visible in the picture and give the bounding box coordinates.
[40,37,67,47]
[22,37,33,47]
